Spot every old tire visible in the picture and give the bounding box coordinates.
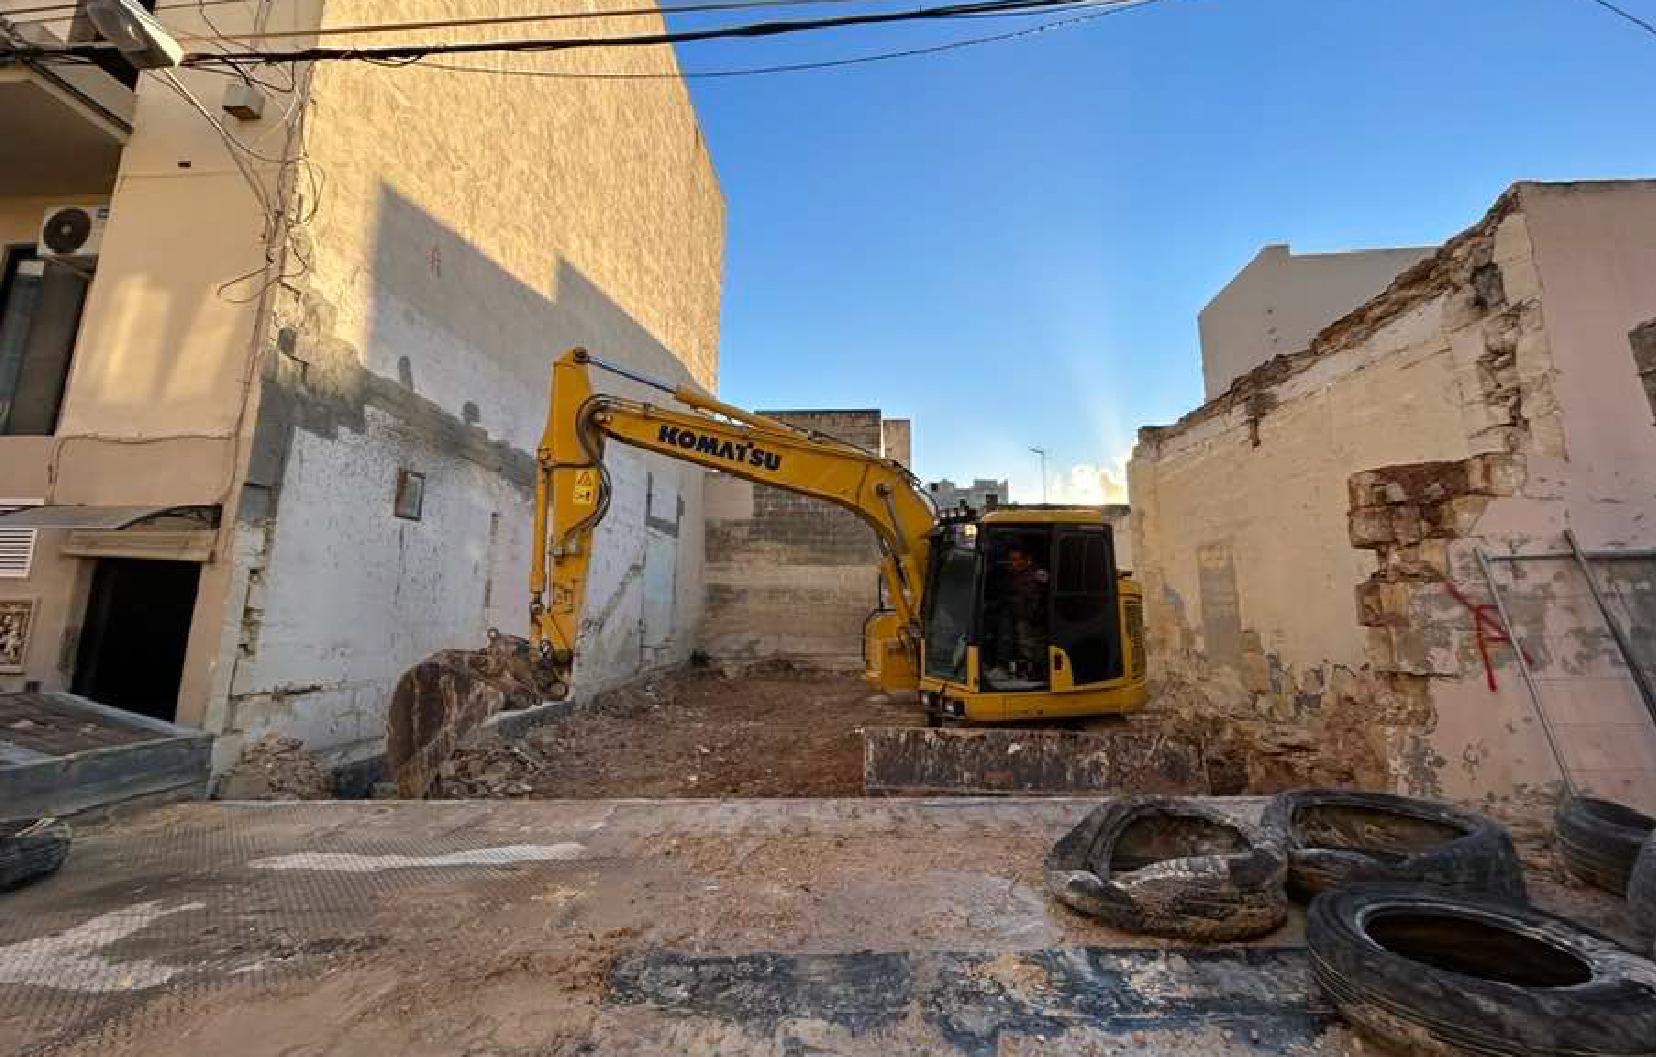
[1308,885,1656,1057]
[1264,789,1525,902]
[0,819,71,892]
[1555,795,1655,896]
[1044,796,1287,941]
[1629,832,1656,955]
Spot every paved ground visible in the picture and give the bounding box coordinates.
[0,798,1623,1057]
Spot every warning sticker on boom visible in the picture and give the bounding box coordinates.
[573,469,596,505]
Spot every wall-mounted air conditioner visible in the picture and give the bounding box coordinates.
[38,204,110,262]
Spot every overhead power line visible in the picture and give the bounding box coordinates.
[3,0,974,29]
[411,0,1158,79]
[183,0,1098,42]
[170,0,1137,65]
[1582,0,1656,38]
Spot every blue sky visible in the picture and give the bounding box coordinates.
[670,0,1656,503]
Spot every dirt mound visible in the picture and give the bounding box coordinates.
[217,735,334,800]
[428,669,914,798]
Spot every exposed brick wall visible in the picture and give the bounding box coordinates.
[1131,181,1656,810]
[699,409,905,667]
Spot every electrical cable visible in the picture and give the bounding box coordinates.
[407,0,1155,79]
[167,0,1137,65]
[4,0,1003,29]
[153,68,274,215]
[202,0,1096,40]
[1582,0,1656,38]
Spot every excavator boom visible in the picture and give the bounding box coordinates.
[531,348,935,691]
[387,346,1146,796]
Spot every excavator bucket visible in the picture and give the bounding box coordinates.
[386,632,564,798]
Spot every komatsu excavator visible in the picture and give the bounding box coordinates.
[531,348,1147,723]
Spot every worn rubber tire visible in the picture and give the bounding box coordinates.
[1264,789,1525,903]
[1555,795,1656,897]
[1308,885,1656,1057]
[1044,795,1287,941]
[0,819,71,892]
[1628,832,1656,956]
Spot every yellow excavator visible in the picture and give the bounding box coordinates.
[531,348,1147,724]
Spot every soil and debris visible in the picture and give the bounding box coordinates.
[423,665,1435,801]
[435,665,917,798]
[216,735,334,800]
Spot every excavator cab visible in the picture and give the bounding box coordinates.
[911,508,1146,723]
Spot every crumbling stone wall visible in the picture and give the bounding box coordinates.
[700,410,910,668]
[1130,183,1656,805]
[1633,318,1656,423]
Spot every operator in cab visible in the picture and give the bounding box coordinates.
[988,544,1050,685]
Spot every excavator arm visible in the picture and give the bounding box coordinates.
[531,348,936,691]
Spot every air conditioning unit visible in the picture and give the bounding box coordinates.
[39,204,110,262]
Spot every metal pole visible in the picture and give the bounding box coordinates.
[1476,547,1575,794]
[1030,447,1048,503]
[1487,547,1656,562]
[1564,529,1656,729]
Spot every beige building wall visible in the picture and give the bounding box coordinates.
[1199,243,1433,400]
[209,0,724,766]
[0,0,319,715]
[1,0,724,770]
[1133,181,1656,812]
[702,409,907,668]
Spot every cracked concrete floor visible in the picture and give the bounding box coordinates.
[0,798,1606,1057]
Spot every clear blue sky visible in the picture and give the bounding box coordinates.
[668,0,1656,503]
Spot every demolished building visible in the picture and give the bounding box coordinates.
[1130,180,1656,811]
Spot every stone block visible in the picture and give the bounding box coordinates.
[1466,425,1521,456]
[1376,626,1459,677]
[1350,507,1395,549]
[1449,326,1491,374]
[1465,452,1522,497]
[1363,626,1396,669]
[1356,578,1411,628]
[1388,538,1450,577]
[1425,495,1489,538]
[1500,256,1543,303]
[1348,471,1386,510]
[1514,327,1553,383]
[1459,393,1516,435]
[1392,504,1425,546]
[1442,287,1484,332]
[1491,213,1531,264]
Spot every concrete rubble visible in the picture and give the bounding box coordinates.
[215,735,334,801]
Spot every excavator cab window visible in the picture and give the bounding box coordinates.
[981,527,1053,691]
[921,526,978,683]
[1050,526,1123,685]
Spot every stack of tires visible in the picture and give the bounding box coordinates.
[1555,795,1656,959]
[1045,790,1656,1057]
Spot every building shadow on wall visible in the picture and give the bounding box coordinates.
[366,182,695,456]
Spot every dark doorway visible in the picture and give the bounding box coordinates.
[73,558,202,721]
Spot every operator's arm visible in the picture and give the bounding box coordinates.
[530,348,935,689]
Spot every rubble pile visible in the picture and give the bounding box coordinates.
[217,735,335,800]
[430,674,683,798]
[386,632,565,797]
[435,739,547,798]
